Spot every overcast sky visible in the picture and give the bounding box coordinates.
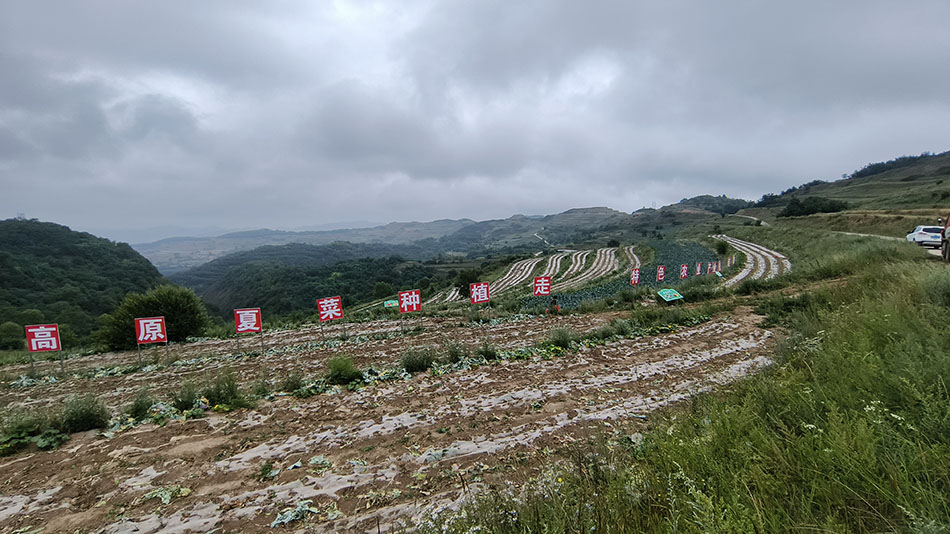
[2,1,949,242]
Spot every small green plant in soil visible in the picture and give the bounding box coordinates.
[326,356,362,385]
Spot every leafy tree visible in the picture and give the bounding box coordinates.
[0,321,24,350]
[777,197,849,217]
[373,282,395,299]
[456,269,482,298]
[98,285,209,350]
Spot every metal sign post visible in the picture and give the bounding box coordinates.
[137,344,142,367]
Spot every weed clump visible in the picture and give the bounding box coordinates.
[326,356,362,385]
[279,371,305,393]
[444,341,469,364]
[402,347,437,374]
[172,380,201,412]
[547,328,577,349]
[477,341,499,361]
[126,388,155,421]
[62,394,110,433]
[202,368,251,408]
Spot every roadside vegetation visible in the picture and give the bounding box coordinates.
[416,229,950,533]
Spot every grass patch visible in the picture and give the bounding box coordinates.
[326,356,362,385]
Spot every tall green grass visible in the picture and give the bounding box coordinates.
[417,250,950,532]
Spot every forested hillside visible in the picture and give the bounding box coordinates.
[169,242,433,295]
[0,219,165,346]
[172,247,439,317]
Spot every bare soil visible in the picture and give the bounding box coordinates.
[1,307,777,533]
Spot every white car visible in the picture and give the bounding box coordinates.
[906,226,943,247]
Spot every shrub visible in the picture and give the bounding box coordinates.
[126,388,155,421]
[172,380,201,412]
[477,341,499,361]
[279,371,305,393]
[0,321,24,350]
[97,285,210,350]
[402,347,437,374]
[715,241,730,255]
[547,328,577,349]
[326,356,362,385]
[62,394,110,433]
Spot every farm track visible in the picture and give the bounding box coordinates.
[712,235,791,288]
[0,308,776,533]
[539,252,570,277]
[551,248,620,291]
[492,257,544,294]
[558,250,589,280]
[623,245,641,268]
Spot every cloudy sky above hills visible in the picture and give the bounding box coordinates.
[2,1,949,242]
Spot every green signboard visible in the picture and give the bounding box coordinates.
[657,289,684,302]
[383,300,399,308]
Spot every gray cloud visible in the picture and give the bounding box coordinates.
[1,1,949,241]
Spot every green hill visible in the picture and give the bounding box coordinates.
[0,219,165,346]
[174,250,439,317]
[744,150,950,236]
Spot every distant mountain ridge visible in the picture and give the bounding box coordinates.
[134,208,635,274]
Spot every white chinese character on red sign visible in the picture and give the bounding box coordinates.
[533,276,551,296]
[680,264,689,279]
[234,308,262,333]
[25,324,60,352]
[630,268,640,286]
[695,262,702,276]
[707,262,713,274]
[317,296,344,322]
[398,290,421,314]
[656,265,666,282]
[135,317,167,344]
[470,282,490,304]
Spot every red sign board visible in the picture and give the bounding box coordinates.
[533,276,551,296]
[707,262,713,275]
[630,268,640,286]
[695,262,702,276]
[135,316,167,345]
[317,296,344,322]
[656,265,666,282]
[470,282,490,304]
[234,308,262,333]
[25,324,61,352]
[680,264,689,279]
[398,290,421,314]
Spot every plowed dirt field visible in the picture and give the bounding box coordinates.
[1,307,777,533]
